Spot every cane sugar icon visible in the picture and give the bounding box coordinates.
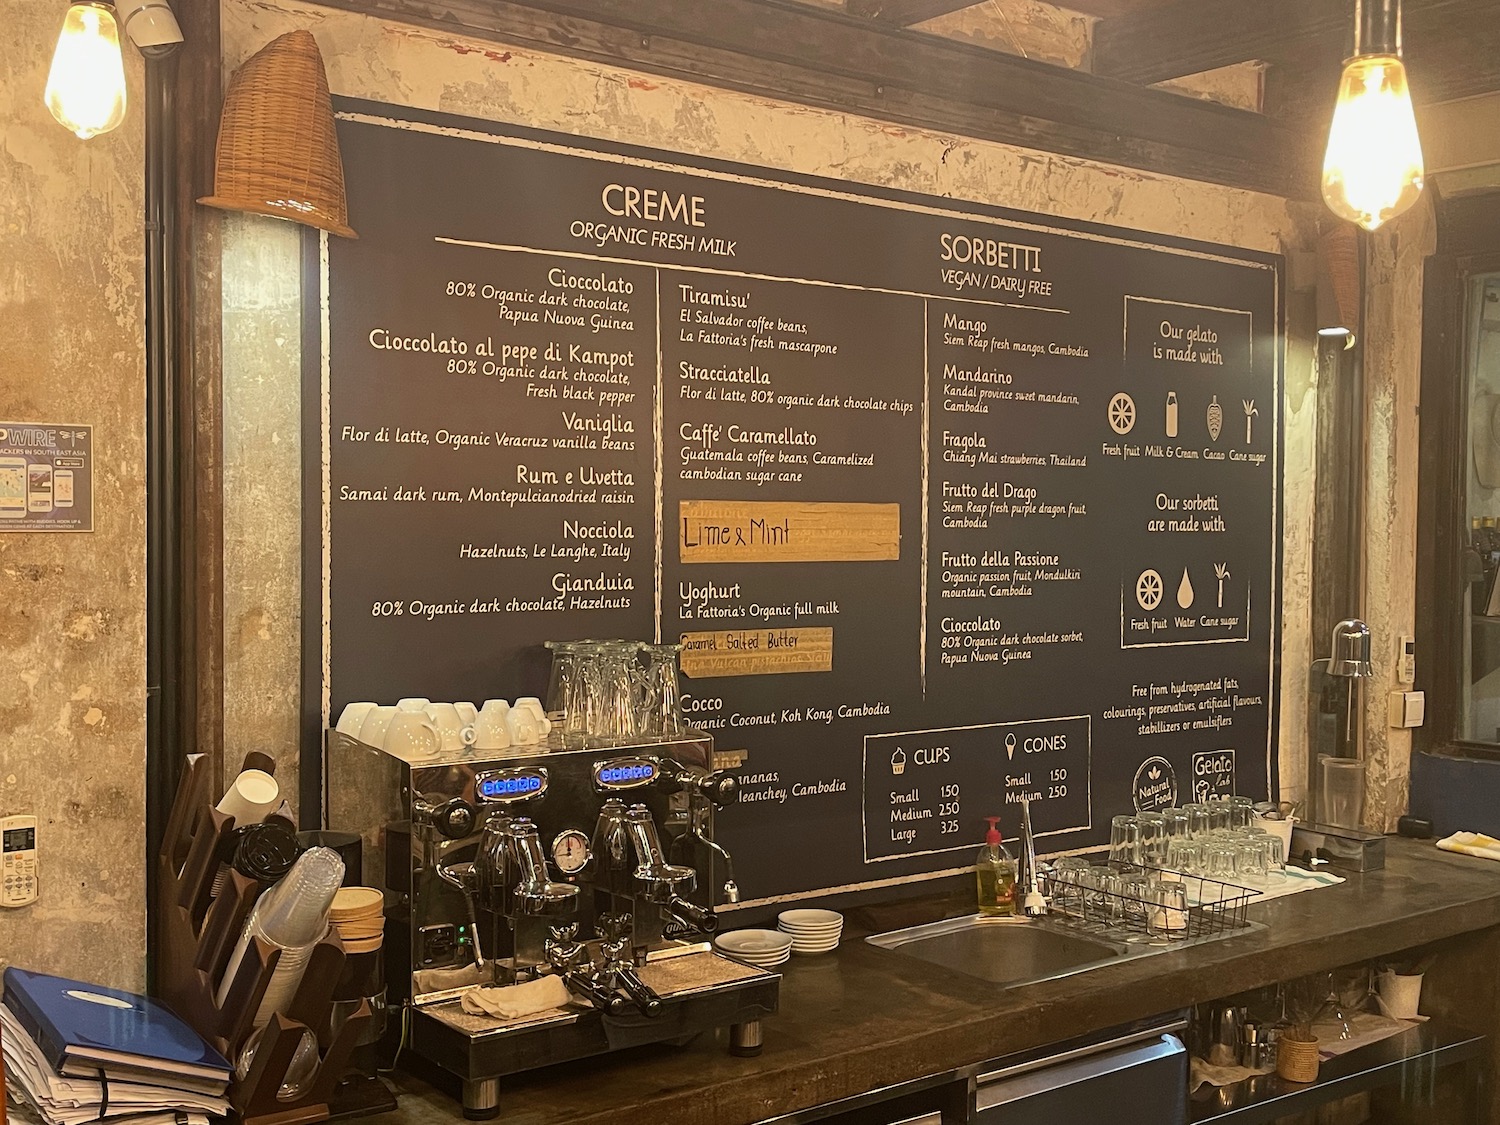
[891,748,907,776]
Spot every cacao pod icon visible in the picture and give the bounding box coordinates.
[1207,395,1223,441]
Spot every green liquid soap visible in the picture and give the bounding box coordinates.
[976,816,1016,916]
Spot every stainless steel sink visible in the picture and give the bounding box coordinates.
[869,913,1206,987]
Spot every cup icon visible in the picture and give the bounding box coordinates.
[891,748,906,776]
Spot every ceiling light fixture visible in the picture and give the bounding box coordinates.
[1321,0,1424,232]
[43,0,182,140]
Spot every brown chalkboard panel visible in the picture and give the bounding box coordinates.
[306,98,1283,907]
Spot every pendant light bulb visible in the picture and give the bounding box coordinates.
[44,2,128,140]
[1321,53,1424,232]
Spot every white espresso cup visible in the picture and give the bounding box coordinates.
[455,702,479,726]
[397,697,431,712]
[506,706,541,746]
[358,705,398,748]
[425,703,477,752]
[336,702,377,737]
[473,700,513,751]
[513,697,551,737]
[216,769,281,826]
[384,711,442,760]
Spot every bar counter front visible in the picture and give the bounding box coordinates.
[365,840,1500,1125]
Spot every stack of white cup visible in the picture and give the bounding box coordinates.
[334,697,552,758]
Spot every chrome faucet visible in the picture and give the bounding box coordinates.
[1018,797,1047,916]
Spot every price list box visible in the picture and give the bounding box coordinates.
[862,716,1091,862]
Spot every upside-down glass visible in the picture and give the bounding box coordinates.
[1233,837,1269,886]
[1051,856,1089,915]
[1167,838,1204,876]
[1227,795,1256,831]
[1161,808,1191,844]
[1207,797,1233,836]
[1148,881,1189,943]
[1182,802,1212,840]
[1110,815,1141,869]
[1137,812,1169,867]
[595,640,645,745]
[1263,835,1288,884]
[640,642,688,740]
[545,640,586,746]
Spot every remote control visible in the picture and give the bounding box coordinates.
[1,815,38,907]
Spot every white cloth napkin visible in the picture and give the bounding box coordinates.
[459,976,574,1020]
[1436,831,1500,861]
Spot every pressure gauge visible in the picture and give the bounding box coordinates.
[551,829,592,875]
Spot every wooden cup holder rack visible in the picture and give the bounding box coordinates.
[155,753,370,1125]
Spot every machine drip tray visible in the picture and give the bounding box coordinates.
[411,948,780,1098]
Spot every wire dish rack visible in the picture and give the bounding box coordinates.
[1044,864,1261,943]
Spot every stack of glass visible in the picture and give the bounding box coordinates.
[544,639,692,747]
[1108,795,1288,889]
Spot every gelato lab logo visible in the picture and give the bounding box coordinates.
[1132,756,1178,812]
[1191,749,1236,802]
[890,748,906,776]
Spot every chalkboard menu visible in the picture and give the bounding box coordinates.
[308,98,1283,906]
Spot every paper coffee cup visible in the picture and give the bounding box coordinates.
[217,769,281,825]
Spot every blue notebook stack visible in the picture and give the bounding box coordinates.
[1,967,231,1125]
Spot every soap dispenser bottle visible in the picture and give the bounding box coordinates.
[976,816,1016,917]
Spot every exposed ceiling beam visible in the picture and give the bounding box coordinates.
[312,0,1318,198]
[1094,0,1474,88]
[844,0,977,25]
[1263,2,1500,121]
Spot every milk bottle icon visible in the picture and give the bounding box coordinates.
[891,748,907,776]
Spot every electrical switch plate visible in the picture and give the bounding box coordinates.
[1398,634,1416,685]
[1,814,38,907]
[1388,690,1425,728]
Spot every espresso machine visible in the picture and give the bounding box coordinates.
[328,729,778,1119]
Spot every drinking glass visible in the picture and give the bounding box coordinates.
[1161,807,1191,844]
[1137,812,1168,867]
[1207,797,1233,836]
[1119,872,1154,931]
[1148,881,1189,944]
[1051,857,1088,916]
[596,640,644,745]
[1204,842,1239,882]
[1182,803,1212,840]
[639,642,688,740]
[1109,815,1141,869]
[1234,837,1269,886]
[1227,795,1256,831]
[543,640,581,721]
[1167,838,1203,876]
[1263,835,1288,884]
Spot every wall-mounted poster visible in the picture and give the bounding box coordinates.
[0,422,93,533]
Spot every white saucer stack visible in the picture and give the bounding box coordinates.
[777,909,843,955]
[714,928,793,968]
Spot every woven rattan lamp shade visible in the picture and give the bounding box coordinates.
[200,30,357,238]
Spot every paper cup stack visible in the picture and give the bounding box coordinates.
[330,886,385,954]
[714,928,793,968]
[777,909,843,955]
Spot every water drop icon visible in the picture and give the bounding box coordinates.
[1176,568,1194,609]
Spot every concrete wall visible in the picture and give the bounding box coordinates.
[0,2,147,988]
[218,0,1321,815]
